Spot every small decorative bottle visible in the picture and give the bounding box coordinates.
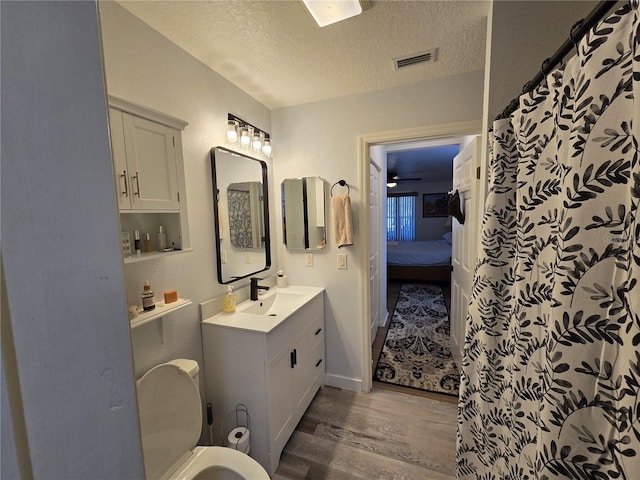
[157,225,167,251]
[222,285,236,313]
[134,229,141,256]
[142,233,153,253]
[141,280,155,312]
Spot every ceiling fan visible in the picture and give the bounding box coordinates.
[387,172,422,187]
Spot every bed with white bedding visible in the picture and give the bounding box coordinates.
[387,233,452,282]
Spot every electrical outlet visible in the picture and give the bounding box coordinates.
[337,253,347,269]
[244,252,251,264]
[305,253,314,267]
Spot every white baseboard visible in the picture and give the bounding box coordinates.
[325,373,362,392]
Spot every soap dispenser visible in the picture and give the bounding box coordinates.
[223,286,236,314]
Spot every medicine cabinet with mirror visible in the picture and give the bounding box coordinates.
[281,177,326,250]
[211,146,271,284]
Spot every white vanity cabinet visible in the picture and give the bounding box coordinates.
[201,288,325,476]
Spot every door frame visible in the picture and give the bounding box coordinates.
[358,120,483,393]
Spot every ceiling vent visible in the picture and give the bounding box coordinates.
[393,48,438,70]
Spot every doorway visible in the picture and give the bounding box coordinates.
[358,120,482,393]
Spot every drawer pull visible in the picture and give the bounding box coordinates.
[315,359,323,367]
[290,349,297,368]
[315,328,322,335]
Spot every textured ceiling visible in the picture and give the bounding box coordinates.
[115,0,490,109]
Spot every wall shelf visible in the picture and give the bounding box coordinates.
[123,248,192,265]
[130,298,191,329]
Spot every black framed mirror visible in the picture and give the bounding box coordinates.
[281,176,326,250]
[211,146,270,284]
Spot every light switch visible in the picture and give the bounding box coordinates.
[337,253,347,269]
[305,253,314,267]
[244,252,252,264]
[220,250,227,264]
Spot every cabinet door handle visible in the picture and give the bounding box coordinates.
[290,350,297,368]
[315,359,323,367]
[315,328,322,336]
[120,170,129,197]
[133,172,141,197]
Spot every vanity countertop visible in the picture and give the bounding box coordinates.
[201,285,324,333]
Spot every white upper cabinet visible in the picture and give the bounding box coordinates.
[110,105,181,211]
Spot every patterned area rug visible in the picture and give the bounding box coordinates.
[374,282,460,396]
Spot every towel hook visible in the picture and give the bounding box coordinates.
[331,179,350,197]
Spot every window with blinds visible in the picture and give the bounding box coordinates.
[387,192,416,241]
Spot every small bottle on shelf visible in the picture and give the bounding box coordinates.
[157,225,167,251]
[142,233,153,253]
[134,229,141,256]
[141,280,155,312]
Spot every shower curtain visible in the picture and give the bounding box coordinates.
[457,2,639,479]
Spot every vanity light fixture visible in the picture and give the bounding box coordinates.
[302,0,363,27]
[226,113,272,157]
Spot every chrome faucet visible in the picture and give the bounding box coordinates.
[250,277,269,301]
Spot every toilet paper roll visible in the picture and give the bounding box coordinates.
[227,427,250,454]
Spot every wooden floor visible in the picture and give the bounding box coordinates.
[273,280,458,479]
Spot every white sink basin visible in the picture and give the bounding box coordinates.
[242,291,305,316]
[203,285,324,334]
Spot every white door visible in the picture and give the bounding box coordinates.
[450,137,481,368]
[369,161,382,345]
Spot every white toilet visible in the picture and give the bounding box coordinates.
[136,359,270,480]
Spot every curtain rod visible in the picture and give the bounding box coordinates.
[496,0,619,121]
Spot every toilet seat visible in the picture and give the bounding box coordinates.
[168,447,270,480]
[137,363,202,480]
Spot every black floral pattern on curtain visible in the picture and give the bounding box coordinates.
[457,2,640,479]
[228,189,254,248]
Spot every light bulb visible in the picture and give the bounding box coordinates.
[262,138,272,157]
[240,127,251,148]
[226,120,238,143]
[252,132,263,152]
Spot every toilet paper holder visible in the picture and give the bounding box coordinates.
[221,403,251,453]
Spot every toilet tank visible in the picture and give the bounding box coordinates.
[167,359,200,393]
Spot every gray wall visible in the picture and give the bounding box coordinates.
[1,1,144,477]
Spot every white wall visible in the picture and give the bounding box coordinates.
[408,180,454,241]
[99,1,277,380]
[272,71,485,389]
[1,1,143,477]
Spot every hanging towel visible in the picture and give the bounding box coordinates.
[331,194,353,248]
